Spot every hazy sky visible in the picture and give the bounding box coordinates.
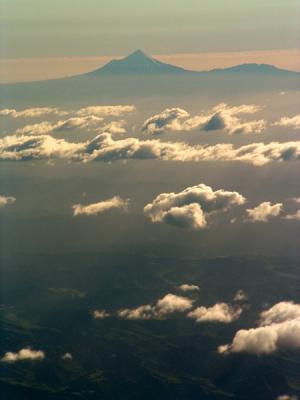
[1,0,299,58]
[0,0,299,82]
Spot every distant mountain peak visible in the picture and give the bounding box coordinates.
[87,50,190,76]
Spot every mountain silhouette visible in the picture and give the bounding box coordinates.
[86,50,191,76]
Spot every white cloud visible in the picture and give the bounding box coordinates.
[144,183,245,230]
[246,201,282,222]
[16,116,104,135]
[98,120,127,134]
[62,352,73,360]
[179,284,200,292]
[233,290,248,302]
[72,196,129,216]
[142,108,191,134]
[218,301,300,355]
[1,348,45,363]
[117,293,194,320]
[274,115,300,129]
[1,133,300,166]
[0,107,66,118]
[260,302,300,326]
[284,210,300,221]
[188,303,242,323]
[0,195,16,208]
[142,103,266,135]
[76,105,136,117]
[93,310,111,319]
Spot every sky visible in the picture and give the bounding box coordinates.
[0,0,299,81]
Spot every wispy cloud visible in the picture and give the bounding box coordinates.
[0,195,16,208]
[72,196,129,216]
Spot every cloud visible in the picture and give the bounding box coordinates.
[142,108,191,134]
[246,201,282,222]
[76,105,136,117]
[144,183,245,230]
[218,301,300,355]
[218,319,300,355]
[0,105,136,119]
[0,195,16,208]
[142,103,266,135]
[274,115,300,129]
[179,284,200,292]
[284,210,300,221]
[16,116,104,135]
[1,133,300,166]
[98,120,127,134]
[117,293,194,320]
[0,107,66,118]
[1,348,45,363]
[72,196,129,216]
[188,303,242,323]
[276,396,298,400]
[233,290,248,302]
[93,310,111,319]
[62,352,73,360]
[260,302,300,326]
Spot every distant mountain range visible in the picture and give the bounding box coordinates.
[84,49,299,77]
[1,50,299,105]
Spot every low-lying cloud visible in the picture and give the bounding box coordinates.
[1,133,300,166]
[188,303,242,323]
[117,293,194,320]
[1,348,45,363]
[72,196,129,216]
[218,301,300,355]
[142,103,266,135]
[144,183,245,230]
[246,201,282,222]
[0,195,16,208]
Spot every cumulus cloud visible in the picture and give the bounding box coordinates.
[0,107,66,118]
[284,210,300,221]
[218,301,300,355]
[72,196,129,216]
[98,120,127,134]
[117,293,194,320]
[142,103,266,135]
[233,290,248,302]
[76,105,136,117]
[144,183,245,230]
[260,302,300,326]
[179,284,200,292]
[16,116,104,135]
[246,201,283,222]
[188,303,242,323]
[0,195,16,208]
[62,352,73,360]
[274,115,300,129]
[1,348,45,363]
[1,133,300,166]
[93,310,111,319]
[142,108,191,134]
